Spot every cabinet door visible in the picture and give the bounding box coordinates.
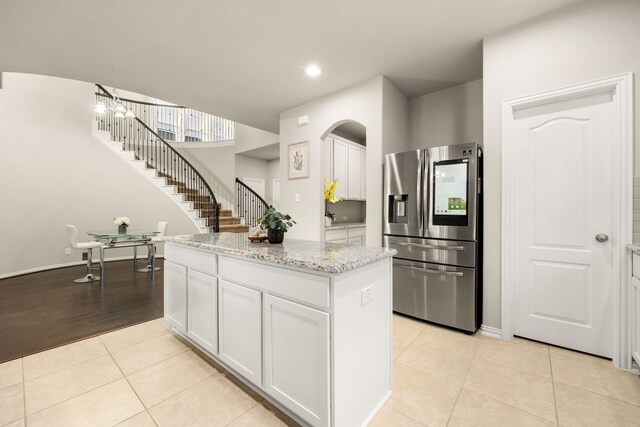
[218,279,262,387]
[360,147,366,199]
[264,295,329,427]
[164,261,187,333]
[187,270,217,355]
[348,144,361,200]
[333,139,348,199]
[323,137,333,182]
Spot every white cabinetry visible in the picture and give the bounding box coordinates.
[187,270,217,354]
[632,252,640,365]
[218,279,262,387]
[333,139,348,199]
[326,226,366,246]
[164,242,392,427]
[264,295,330,426]
[325,135,365,200]
[164,261,187,333]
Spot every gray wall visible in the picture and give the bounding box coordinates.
[409,79,483,149]
[0,73,200,277]
[483,0,640,329]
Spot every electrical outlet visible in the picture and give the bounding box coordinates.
[295,193,300,202]
[361,285,373,306]
[65,248,71,255]
[82,252,88,261]
[342,216,348,220]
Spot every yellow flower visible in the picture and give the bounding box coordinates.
[323,176,342,204]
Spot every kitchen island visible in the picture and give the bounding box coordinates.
[163,233,396,427]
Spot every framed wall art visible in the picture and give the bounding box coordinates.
[288,141,309,179]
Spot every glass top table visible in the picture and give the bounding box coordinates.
[86,230,159,242]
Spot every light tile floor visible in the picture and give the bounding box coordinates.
[1,315,639,426]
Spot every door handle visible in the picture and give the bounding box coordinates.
[389,240,464,251]
[394,264,464,277]
[595,234,609,243]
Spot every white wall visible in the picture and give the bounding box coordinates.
[483,0,640,329]
[279,76,409,245]
[0,73,200,277]
[235,154,270,199]
[235,123,279,154]
[268,159,280,206]
[409,79,483,149]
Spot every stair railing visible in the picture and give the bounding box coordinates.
[95,84,219,232]
[235,178,270,228]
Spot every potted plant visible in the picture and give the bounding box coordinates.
[324,177,342,226]
[114,216,131,234]
[258,207,296,244]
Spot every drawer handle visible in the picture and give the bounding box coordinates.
[395,264,464,277]
[389,241,464,251]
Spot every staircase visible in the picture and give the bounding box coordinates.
[93,84,249,233]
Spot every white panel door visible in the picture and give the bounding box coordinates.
[187,270,217,355]
[348,144,361,200]
[242,177,266,199]
[218,279,262,386]
[272,179,280,209]
[264,295,329,427]
[164,261,187,333]
[513,92,613,357]
[333,139,348,199]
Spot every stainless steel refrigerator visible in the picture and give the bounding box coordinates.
[383,143,482,332]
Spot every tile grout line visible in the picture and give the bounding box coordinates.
[98,324,170,354]
[395,325,427,361]
[22,357,26,426]
[223,401,261,426]
[444,339,480,426]
[145,375,218,426]
[549,346,560,426]
[22,339,109,382]
[102,338,157,427]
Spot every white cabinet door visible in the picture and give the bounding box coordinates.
[323,137,333,182]
[218,279,262,387]
[164,261,187,333]
[360,147,366,200]
[348,144,361,200]
[264,295,329,427]
[333,139,348,199]
[187,270,217,355]
[633,276,640,365]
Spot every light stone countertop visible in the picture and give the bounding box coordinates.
[627,244,640,254]
[165,232,396,274]
[324,222,366,231]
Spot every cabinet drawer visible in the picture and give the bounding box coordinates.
[219,256,330,309]
[349,227,366,238]
[325,229,348,241]
[166,244,217,276]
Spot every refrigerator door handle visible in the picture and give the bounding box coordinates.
[389,241,465,251]
[417,150,424,234]
[395,264,464,277]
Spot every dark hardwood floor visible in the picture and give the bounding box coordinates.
[0,259,164,363]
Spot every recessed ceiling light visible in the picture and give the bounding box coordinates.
[305,64,322,78]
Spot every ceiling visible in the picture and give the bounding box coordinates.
[0,0,587,133]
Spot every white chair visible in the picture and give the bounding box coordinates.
[66,224,103,283]
[137,221,168,272]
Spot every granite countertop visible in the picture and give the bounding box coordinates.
[166,232,396,274]
[325,222,366,231]
[627,244,640,253]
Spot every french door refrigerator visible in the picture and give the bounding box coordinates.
[383,143,482,332]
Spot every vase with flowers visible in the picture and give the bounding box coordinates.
[114,216,131,234]
[324,177,342,227]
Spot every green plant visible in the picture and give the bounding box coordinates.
[258,207,296,232]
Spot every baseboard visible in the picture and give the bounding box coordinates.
[480,324,502,339]
[0,256,165,280]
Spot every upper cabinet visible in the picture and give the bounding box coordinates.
[325,135,366,201]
